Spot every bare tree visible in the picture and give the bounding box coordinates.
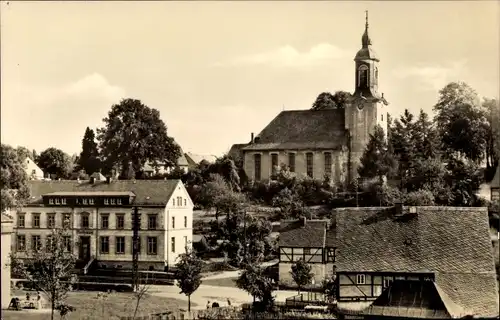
[9,221,77,320]
[132,273,150,320]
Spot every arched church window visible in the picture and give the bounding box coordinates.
[375,67,378,81]
[358,65,369,88]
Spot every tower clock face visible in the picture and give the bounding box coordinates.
[357,101,364,110]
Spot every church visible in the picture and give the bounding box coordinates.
[229,13,389,185]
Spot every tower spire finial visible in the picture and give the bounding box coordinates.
[361,10,372,47]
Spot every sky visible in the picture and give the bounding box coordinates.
[1,1,499,157]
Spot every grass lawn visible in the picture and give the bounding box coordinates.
[2,291,193,320]
[202,277,239,288]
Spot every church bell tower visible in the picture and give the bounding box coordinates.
[345,11,389,181]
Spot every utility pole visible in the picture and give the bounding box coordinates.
[132,206,140,291]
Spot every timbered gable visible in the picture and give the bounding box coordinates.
[279,247,324,264]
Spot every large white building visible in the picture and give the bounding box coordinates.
[11,178,193,271]
[1,214,13,309]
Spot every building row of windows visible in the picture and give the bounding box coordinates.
[99,235,188,255]
[353,274,432,286]
[254,152,333,181]
[17,212,188,230]
[48,198,124,205]
[17,213,71,229]
[16,234,72,252]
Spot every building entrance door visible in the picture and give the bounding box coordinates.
[79,236,91,261]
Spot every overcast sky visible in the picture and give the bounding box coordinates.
[1,1,499,157]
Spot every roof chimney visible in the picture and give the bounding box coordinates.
[251,132,254,144]
[106,176,112,184]
[90,177,95,184]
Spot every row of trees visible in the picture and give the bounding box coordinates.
[13,98,182,181]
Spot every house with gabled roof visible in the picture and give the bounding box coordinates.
[10,179,194,272]
[230,13,389,185]
[277,205,499,318]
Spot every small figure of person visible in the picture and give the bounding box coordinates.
[227,298,231,307]
[36,292,42,310]
[206,300,211,309]
[26,293,30,301]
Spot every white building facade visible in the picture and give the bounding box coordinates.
[11,179,193,271]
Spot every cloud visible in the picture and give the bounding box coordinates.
[392,60,467,91]
[212,43,348,68]
[1,73,126,154]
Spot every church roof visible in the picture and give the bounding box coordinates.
[242,109,347,151]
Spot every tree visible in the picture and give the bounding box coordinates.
[445,153,482,206]
[37,148,72,179]
[412,109,440,160]
[16,146,33,161]
[200,173,246,220]
[78,127,101,175]
[97,98,181,179]
[403,190,435,206]
[132,275,150,320]
[322,267,337,303]
[10,221,77,320]
[483,98,500,171]
[1,144,30,213]
[358,125,397,182]
[235,263,275,311]
[175,247,203,311]
[390,110,416,185]
[290,259,313,295]
[311,91,351,110]
[434,82,488,162]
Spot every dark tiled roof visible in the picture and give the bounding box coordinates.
[278,219,330,247]
[44,191,135,197]
[364,280,454,319]
[242,109,347,151]
[335,206,499,318]
[27,180,181,206]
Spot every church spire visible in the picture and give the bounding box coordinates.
[361,10,372,48]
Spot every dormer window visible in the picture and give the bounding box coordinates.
[83,199,88,205]
[89,199,94,205]
[104,199,109,205]
[49,198,54,205]
[61,198,67,205]
[110,199,116,205]
[55,198,60,205]
[117,198,122,205]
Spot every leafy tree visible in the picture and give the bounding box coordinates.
[174,247,203,311]
[311,91,351,110]
[390,110,416,185]
[1,144,30,213]
[97,98,181,179]
[37,147,72,179]
[445,153,482,206]
[322,267,337,303]
[10,221,77,320]
[200,174,246,220]
[78,127,101,175]
[236,263,275,311]
[16,146,33,161]
[290,259,313,294]
[483,98,500,171]
[358,125,397,183]
[403,190,435,206]
[434,82,488,162]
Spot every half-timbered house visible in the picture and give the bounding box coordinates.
[334,205,499,318]
[277,205,499,318]
[278,218,336,288]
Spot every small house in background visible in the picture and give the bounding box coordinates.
[142,152,190,177]
[491,165,500,202]
[184,152,217,170]
[24,158,44,180]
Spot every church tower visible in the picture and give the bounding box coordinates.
[345,11,389,181]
